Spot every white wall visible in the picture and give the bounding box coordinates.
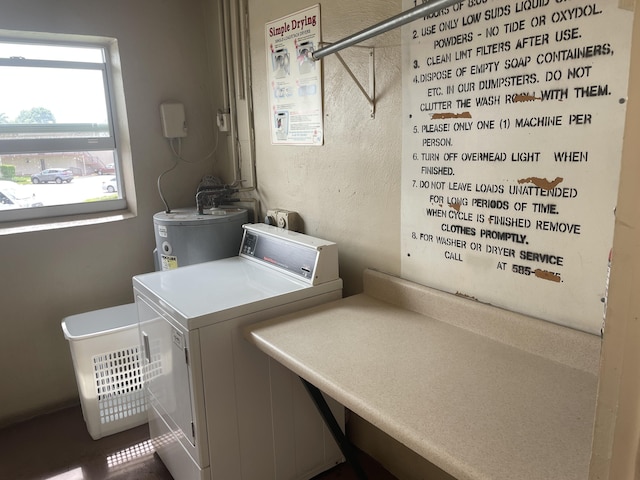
[0,0,227,426]
[247,0,402,297]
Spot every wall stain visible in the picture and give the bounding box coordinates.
[431,111,472,120]
[513,94,542,102]
[449,202,461,212]
[518,176,563,190]
[534,269,561,283]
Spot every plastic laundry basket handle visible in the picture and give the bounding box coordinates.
[142,331,151,363]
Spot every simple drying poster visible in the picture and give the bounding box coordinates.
[266,4,323,145]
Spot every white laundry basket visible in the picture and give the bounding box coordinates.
[62,303,147,440]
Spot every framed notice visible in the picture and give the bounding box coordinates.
[401,0,633,334]
[266,4,323,145]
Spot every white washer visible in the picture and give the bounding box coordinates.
[133,224,345,480]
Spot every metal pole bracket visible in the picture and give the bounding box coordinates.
[332,47,376,119]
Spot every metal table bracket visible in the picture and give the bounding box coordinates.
[300,377,368,480]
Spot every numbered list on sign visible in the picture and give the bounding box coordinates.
[400,0,633,334]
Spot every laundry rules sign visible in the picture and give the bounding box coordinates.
[400,0,633,334]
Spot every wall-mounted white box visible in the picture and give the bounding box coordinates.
[160,102,187,138]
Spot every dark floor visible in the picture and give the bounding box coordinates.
[0,405,397,480]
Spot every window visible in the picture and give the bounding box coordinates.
[0,35,127,223]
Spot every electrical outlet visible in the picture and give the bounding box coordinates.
[277,210,300,231]
[266,209,300,231]
[266,209,278,226]
[216,111,230,132]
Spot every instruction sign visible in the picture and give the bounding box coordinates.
[401,0,633,334]
[266,4,323,145]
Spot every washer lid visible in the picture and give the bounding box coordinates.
[153,207,247,225]
[132,257,342,329]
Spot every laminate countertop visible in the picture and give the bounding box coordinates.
[244,269,600,480]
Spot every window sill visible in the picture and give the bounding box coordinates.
[0,210,136,236]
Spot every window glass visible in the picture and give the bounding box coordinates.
[0,37,126,223]
[0,42,103,62]
[0,66,109,137]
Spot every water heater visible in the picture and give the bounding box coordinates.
[153,207,248,271]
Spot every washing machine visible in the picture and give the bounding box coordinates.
[133,223,345,480]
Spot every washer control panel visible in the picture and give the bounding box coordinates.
[240,224,338,285]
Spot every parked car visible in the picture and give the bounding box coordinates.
[31,168,74,184]
[0,180,43,209]
[102,176,117,193]
[97,163,115,175]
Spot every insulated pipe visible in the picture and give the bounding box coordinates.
[311,0,463,61]
[221,0,242,184]
[216,0,230,111]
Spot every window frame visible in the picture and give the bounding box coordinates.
[0,33,128,224]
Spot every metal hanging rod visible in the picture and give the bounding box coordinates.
[311,0,463,61]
